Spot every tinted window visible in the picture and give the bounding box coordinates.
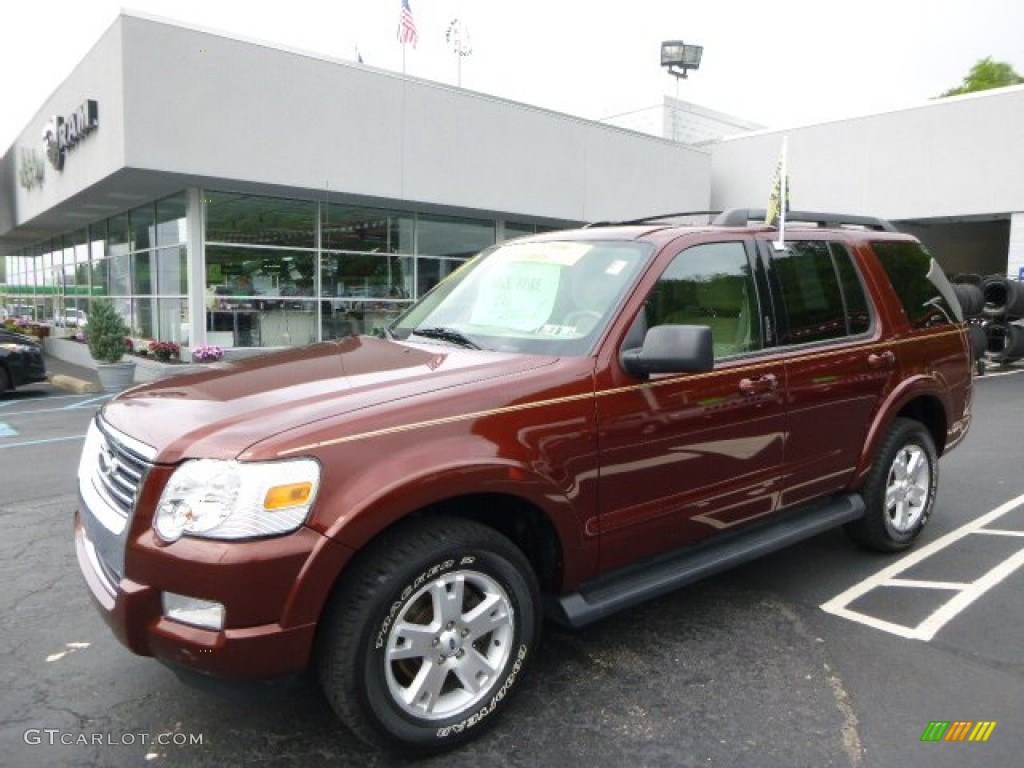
[771,241,870,344]
[832,243,871,335]
[643,242,762,359]
[872,241,960,329]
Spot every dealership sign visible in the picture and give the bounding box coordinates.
[42,99,99,171]
[18,147,45,190]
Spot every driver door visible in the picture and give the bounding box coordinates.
[595,239,788,572]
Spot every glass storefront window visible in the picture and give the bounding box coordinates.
[321,251,412,301]
[89,221,107,261]
[91,257,109,297]
[416,214,495,258]
[206,246,315,303]
[133,296,189,342]
[132,204,156,251]
[503,222,536,240]
[109,253,131,296]
[134,296,156,339]
[6,187,565,351]
[206,192,316,249]
[156,246,188,295]
[156,194,187,247]
[108,213,130,258]
[322,203,413,254]
[158,298,189,345]
[416,257,465,296]
[131,251,155,295]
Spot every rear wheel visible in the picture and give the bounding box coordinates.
[0,366,11,392]
[318,516,540,755]
[846,418,938,552]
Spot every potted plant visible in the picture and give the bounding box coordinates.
[148,340,180,362]
[192,344,225,363]
[86,299,135,391]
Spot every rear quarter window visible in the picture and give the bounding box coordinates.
[871,241,961,329]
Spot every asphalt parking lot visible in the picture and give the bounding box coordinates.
[2,363,1023,767]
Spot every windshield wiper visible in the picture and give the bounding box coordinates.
[411,326,482,349]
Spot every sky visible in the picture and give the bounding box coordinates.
[2,0,1023,150]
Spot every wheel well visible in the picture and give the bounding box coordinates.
[896,396,947,455]
[405,494,564,593]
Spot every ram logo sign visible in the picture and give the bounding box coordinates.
[42,99,99,171]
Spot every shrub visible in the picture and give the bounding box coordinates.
[86,300,131,364]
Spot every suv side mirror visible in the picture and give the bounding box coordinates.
[620,325,714,377]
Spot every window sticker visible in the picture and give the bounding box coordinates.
[538,324,578,337]
[503,242,591,267]
[471,259,561,331]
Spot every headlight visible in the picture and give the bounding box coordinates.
[153,458,320,542]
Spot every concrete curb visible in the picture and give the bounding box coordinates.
[50,374,102,394]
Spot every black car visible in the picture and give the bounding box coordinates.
[0,329,48,392]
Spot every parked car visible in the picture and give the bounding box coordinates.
[75,209,973,754]
[55,308,88,327]
[0,329,48,392]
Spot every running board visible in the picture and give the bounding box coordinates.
[547,494,865,628]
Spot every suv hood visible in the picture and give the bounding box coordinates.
[100,336,557,462]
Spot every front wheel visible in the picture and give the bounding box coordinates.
[318,517,541,755]
[846,418,938,552]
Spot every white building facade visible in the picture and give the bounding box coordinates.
[2,12,1022,354]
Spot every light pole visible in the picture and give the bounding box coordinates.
[660,40,703,81]
[661,41,703,141]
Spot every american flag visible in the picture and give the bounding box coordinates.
[397,0,418,47]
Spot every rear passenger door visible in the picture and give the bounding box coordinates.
[760,238,899,506]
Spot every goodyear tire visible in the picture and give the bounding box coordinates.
[846,418,938,552]
[318,516,541,755]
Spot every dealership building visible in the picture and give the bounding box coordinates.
[2,11,1023,355]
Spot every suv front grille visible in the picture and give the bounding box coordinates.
[94,428,150,518]
[78,417,157,579]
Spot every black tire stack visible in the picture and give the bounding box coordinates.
[981,274,1024,365]
[952,273,1024,372]
[950,275,987,374]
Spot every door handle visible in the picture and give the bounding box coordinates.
[739,374,778,396]
[867,350,895,370]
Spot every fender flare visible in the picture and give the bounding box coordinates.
[852,374,952,486]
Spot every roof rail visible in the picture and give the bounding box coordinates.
[585,210,722,228]
[714,208,899,233]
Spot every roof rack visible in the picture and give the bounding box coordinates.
[713,208,899,233]
[584,210,722,228]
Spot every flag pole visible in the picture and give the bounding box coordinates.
[773,136,789,251]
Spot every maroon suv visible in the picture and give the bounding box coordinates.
[75,209,972,754]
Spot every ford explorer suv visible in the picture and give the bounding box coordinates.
[75,209,972,754]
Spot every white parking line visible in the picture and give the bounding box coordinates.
[820,491,1024,641]
[0,434,86,450]
[977,366,1024,379]
[0,396,110,420]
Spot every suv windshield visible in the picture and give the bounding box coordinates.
[391,239,651,355]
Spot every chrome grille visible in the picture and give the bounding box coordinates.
[78,417,157,580]
[94,424,152,518]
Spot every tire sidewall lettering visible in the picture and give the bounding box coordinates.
[435,644,529,739]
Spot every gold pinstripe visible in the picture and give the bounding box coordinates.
[276,327,967,456]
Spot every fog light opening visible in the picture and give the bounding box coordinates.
[162,592,226,630]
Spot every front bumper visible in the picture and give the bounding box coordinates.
[74,416,353,680]
[74,511,347,679]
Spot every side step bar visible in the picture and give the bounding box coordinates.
[546,494,865,628]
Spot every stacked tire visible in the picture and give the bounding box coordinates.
[950,276,986,372]
[976,274,1024,366]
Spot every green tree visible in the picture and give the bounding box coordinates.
[938,57,1024,98]
[86,299,131,363]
